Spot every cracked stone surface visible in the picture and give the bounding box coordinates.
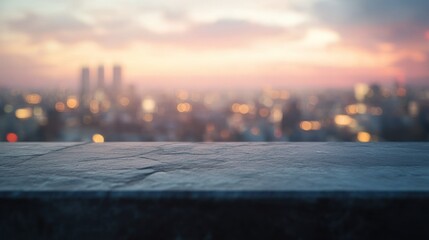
[0,142,428,191]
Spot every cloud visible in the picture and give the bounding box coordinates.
[7,13,92,43]
[314,0,429,25]
[6,11,289,49]
[313,0,429,48]
[311,0,429,82]
[392,53,429,80]
[168,19,286,48]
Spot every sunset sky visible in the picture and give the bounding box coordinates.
[1,0,428,90]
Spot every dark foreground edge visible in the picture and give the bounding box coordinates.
[1,191,428,239]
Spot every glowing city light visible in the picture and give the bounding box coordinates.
[408,101,419,117]
[66,96,79,109]
[231,103,241,113]
[25,94,42,104]
[142,98,156,113]
[143,113,153,122]
[55,102,66,112]
[33,107,43,117]
[177,102,192,112]
[15,108,32,119]
[311,121,322,130]
[300,121,312,131]
[357,104,366,114]
[6,133,18,142]
[89,100,99,114]
[238,104,250,114]
[300,121,322,131]
[346,105,357,115]
[354,83,369,102]
[270,108,283,123]
[334,115,353,126]
[94,90,105,101]
[4,104,13,113]
[92,133,104,143]
[346,104,367,115]
[357,132,371,142]
[259,96,273,107]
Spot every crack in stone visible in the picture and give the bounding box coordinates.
[87,145,221,162]
[11,142,91,165]
[153,145,222,156]
[125,171,158,185]
[111,168,160,189]
[138,156,162,163]
[86,153,153,161]
[157,151,217,156]
[77,147,167,162]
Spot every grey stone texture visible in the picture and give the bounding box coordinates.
[0,142,428,191]
[1,143,429,239]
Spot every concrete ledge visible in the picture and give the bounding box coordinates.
[1,143,429,239]
[1,191,429,239]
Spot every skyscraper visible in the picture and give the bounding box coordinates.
[112,65,122,95]
[97,65,105,90]
[80,67,90,105]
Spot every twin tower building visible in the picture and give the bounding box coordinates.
[80,65,122,104]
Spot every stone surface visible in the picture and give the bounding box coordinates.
[1,143,429,239]
[0,142,428,191]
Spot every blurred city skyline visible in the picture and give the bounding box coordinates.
[2,67,429,142]
[1,0,429,90]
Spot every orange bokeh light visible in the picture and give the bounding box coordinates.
[6,133,18,142]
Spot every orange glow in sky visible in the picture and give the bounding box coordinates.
[0,0,428,89]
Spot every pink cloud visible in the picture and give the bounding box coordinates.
[7,12,289,49]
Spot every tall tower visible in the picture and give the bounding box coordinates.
[80,67,90,105]
[112,65,122,95]
[97,65,105,90]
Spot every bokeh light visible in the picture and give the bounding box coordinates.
[92,134,105,143]
[6,133,18,142]
[142,98,156,113]
[15,108,32,119]
[66,96,79,109]
[25,94,42,104]
[357,132,371,142]
[335,115,353,126]
[55,102,66,112]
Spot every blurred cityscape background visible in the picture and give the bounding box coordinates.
[1,0,429,142]
[1,65,429,142]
